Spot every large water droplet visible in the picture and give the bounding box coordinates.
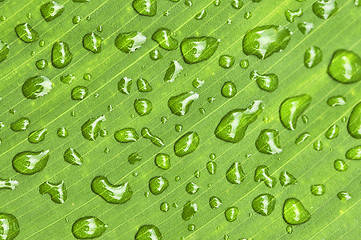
[219,55,235,68]
[168,91,199,116]
[0,178,18,190]
[64,148,83,165]
[304,46,322,68]
[0,213,20,240]
[114,128,139,143]
[141,127,164,147]
[310,184,325,196]
[152,28,178,50]
[327,95,346,107]
[137,78,152,92]
[182,201,198,221]
[337,191,351,201]
[347,102,361,138]
[252,194,276,216]
[334,159,347,171]
[132,0,157,16]
[71,86,88,100]
[83,33,102,53]
[345,145,361,160]
[226,162,245,184]
[250,70,278,92]
[28,128,47,144]
[209,196,222,209]
[40,1,64,22]
[279,171,297,186]
[180,36,219,64]
[295,132,310,144]
[298,22,314,35]
[254,165,277,188]
[39,181,67,204]
[149,176,169,195]
[91,176,133,204]
[279,94,312,130]
[221,81,237,98]
[327,49,361,84]
[14,23,39,43]
[312,0,338,19]
[283,198,311,225]
[81,116,106,141]
[0,40,9,62]
[164,60,183,82]
[10,117,30,132]
[135,225,162,240]
[51,41,72,68]
[154,153,170,170]
[174,132,199,157]
[325,124,339,139]
[22,76,52,99]
[115,32,146,53]
[134,98,153,116]
[206,161,217,175]
[72,216,107,239]
[255,129,282,154]
[225,207,239,222]
[285,9,303,22]
[12,150,49,175]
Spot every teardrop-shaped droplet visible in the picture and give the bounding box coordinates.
[134,98,153,116]
[182,201,198,221]
[221,81,237,98]
[279,94,312,130]
[215,100,264,143]
[71,86,88,100]
[304,46,322,68]
[337,191,351,201]
[152,28,178,50]
[149,176,169,195]
[51,41,72,68]
[64,148,83,165]
[195,9,206,20]
[10,117,30,132]
[295,132,310,144]
[186,182,200,194]
[209,196,222,209]
[243,25,292,59]
[225,207,239,222]
[327,49,361,84]
[174,131,200,157]
[226,162,245,184]
[325,124,339,139]
[83,33,102,53]
[180,36,219,64]
[219,55,235,68]
[168,91,199,116]
[310,184,326,196]
[250,70,278,92]
[252,194,276,216]
[327,95,346,107]
[28,128,47,144]
[40,1,64,21]
[137,78,152,92]
[114,128,139,143]
[279,171,297,186]
[132,0,157,16]
[255,129,282,154]
[39,180,67,204]
[72,216,107,239]
[347,102,361,138]
[22,76,52,99]
[254,165,277,188]
[312,0,338,19]
[282,198,311,225]
[0,213,20,240]
[115,31,147,53]
[141,127,164,147]
[206,161,217,175]
[91,176,133,204]
[135,225,162,240]
[154,153,170,170]
[12,150,49,175]
[15,23,39,43]
[81,116,106,141]
[164,60,183,82]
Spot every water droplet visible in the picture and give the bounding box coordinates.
[149,176,169,195]
[160,202,169,212]
[279,94,312,130]
[0,213,19,239]
[244,11,252,19]
[175,176,181,181]
[154,153,170,170]
[39,181,67,204]
[226,162,245,184]
[243,25,291,59]
[310,184,326,196]
[115,31,147,53]
[152,28,178,50]
[175,124,183,132]
[0,178,18,190]
[209,153,216,160]
[136,78,152,92]
[355,0,361,6]
[252,194,276,216]
[337,191,351,201]
[64,148,83,165]
[279,171,297,186]
[225,207,239,222]
[149,49,163,60]
[255,129,282,154]
[250,70,279,92]
[168,91,199,116]
[10,117,30,132]
[285,9,303,22]
[35,59,48,70]
[91,176,132,204]
[132,0,157,16]
[0,40,9,62]
[81,115,106,141]
[72,15,81,24]
[72,216,107,239]
[12,150,49,175]
[206,161,217,175]
[128,152,142,164]
[345,145,361,160]
[182,201,198,221]
[160,116,167,123]
[134,98,153,116]
[347,101,361,139]
[327,95,346,107]
[60,74,75,84]
[71,86,88,100]
[180,36,219,64]
[192,78,204,88]
[334,159,347,171]
[327,49,361,84]
[213,0,221,6]
[221,81,237,98]
[254,165,277,188]
[174,132,199,157]
[286,226,293,234]
[283,198,311,225]
[240,59,249,69]
[298,22,314,35]
[40,1,64,21]
[15,23,39,43]
[28,128,47,144]
[231,0,243,9]
[141,127,164,146]
[325,124,339,139]
[215,100,264,143]
[313,140,323,151]
[219,55,235,68]
[114,128,139,143]
[135,225,162,240]
[295,132,310,144]
[209,196,222,209]
[304,46,322,68]
[22,76,52,99]
[51,41,73,68]
[118,77,132,94]
[312,0,338,19]
[82,33,102,53]
[164,60,183,82]
[185,0,192,6]
[195,9,206,20]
